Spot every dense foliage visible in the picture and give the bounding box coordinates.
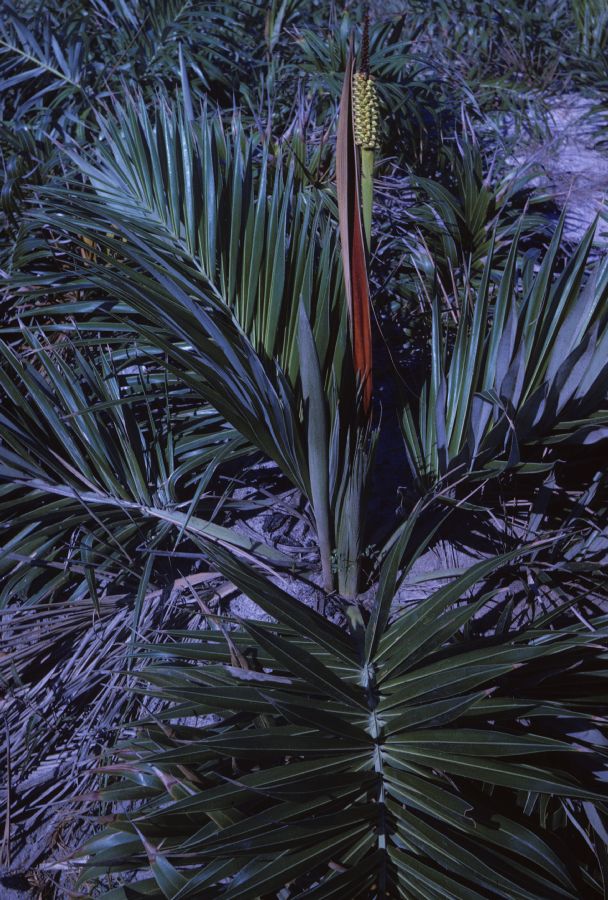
[1,0,608,897]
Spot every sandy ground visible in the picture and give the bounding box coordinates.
[511,93,608,243]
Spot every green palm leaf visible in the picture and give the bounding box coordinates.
[74,535,608,897]
[29,95,376,594]
[402,216,608,488]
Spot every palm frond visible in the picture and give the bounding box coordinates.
[27,95,375,594]
[401,216,608,488]
[0,329,291,608]
[73,536,608,897]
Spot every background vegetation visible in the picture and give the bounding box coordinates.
[1,0,608,897]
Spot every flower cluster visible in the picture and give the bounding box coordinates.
[352,72,379,151]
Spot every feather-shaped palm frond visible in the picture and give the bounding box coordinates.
[0,330,290,608]
[74,535,608,898]
[25,96,375,595]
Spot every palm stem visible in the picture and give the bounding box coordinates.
[361,146,374,254]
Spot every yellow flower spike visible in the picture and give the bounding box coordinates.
[352,72,379,152]
[352,70,378,253]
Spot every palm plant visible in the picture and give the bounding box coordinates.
[400,0,571,146]
[0,0,258,125]
[401,217,608,489]
[0,325,304,886]
[0,0,269,275]
[0,330,296,608]
[73,533,608,898]
[377,134,553,320]
[403,139,552,292]
[3,3,608,894]
[406,0,572,87]
[23,91,376,597]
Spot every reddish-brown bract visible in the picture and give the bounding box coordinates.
[336,47,373,419]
